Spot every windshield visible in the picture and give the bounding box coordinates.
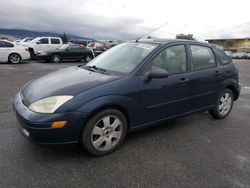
[86,42,158,75]
[59,44,69,50]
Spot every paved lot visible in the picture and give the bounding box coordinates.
[0,60,250,188]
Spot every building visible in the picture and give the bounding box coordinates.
[205,38,250,52]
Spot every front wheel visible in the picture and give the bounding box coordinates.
[84,55,92,62]
[51,54,61,63]
[81,109,127,156]
[209,89,234,119]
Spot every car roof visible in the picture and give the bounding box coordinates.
[137,38,212,47]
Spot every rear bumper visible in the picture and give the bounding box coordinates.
[21,52,31,61]
[235,82,241,101]
[13,92,89,145]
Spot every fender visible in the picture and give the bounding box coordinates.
[219,78,240,100]
[77,95,140,128]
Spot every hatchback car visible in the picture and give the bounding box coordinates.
[13,39,240,156]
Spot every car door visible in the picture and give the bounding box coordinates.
[66,46,81,59]
[50,38,62,50]
[188,44,223,110]
[35,38,49,52]
[139,44,193,125]
[0,41,8,62]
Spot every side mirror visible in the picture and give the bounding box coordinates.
[36,41,42,44]
[144,68,169,80]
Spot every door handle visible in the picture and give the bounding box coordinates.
[179,78,189,84]
[214,70,222,76]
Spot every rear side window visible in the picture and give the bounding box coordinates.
[5,42,14,47]
[216,49,231,65]
[37,38,49,44]
[51,38,60,44]
[190,45,216,71]
[0,41,14,48]
[0,41,5,47]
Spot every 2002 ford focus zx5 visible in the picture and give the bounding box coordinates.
[13,39,241,156]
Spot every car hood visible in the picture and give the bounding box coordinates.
[22,66,121,103]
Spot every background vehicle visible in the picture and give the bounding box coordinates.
[224,50,233,58]
[24,37,63,57]
[37,44,95,63]
[13,39,240,156]
[14,37,34,45]
[0,40,30,64]
[232,52,248,59]
[87,42,106,56]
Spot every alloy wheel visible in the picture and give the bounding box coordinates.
[91,115,123,151]
[218,92,232,116]
[9,54,21,64]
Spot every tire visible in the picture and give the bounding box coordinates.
[81,109,127,156]
[9,53,21,64]
[51,54,61,63]
[85,54,92,63]
[209,89,234,119]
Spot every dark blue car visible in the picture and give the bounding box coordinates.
[13,39,241,156]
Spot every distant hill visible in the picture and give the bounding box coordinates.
[0,28,94,41]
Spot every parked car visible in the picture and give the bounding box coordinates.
[37,44,95,63]
[87,42,107,56]
[232,52,248,59]
[224,50,233,58]
[13,39,240,156]
[24,37,63,57]
[14,37,34,45]
[0,40,30,64]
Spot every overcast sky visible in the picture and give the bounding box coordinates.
[0,0,250,40]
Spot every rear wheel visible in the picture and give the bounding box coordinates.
[209,89,234,119]
[9,53,21,64]
[81,109,127,156]
[51,54,61,63]
[85,55,92,62]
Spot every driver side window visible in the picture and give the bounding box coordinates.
[151,45,187,75]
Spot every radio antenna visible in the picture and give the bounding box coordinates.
[135,22,168,42]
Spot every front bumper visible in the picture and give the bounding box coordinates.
[13,92,89,145]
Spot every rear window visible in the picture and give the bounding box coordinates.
[51,38,60,44]
[216,49,231,65]
[190,45,216,71]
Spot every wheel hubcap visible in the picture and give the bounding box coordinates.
[86,56,91,62]
[218,92,232,116]
[91,115,122,151]
[10,54,20,63]
[53,56,60,62]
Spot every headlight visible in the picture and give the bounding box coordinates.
[29,96,73,113]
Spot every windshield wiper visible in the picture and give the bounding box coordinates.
[85,65,107,73]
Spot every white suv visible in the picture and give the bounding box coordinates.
[25,37,63,56]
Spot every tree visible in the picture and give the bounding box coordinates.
[60,33,68,44]
[176,33,195,40]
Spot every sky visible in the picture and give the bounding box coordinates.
[0,0,250,41]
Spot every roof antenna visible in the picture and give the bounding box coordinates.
[135,22,168,42]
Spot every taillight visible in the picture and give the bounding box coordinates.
[25,48,29,52]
